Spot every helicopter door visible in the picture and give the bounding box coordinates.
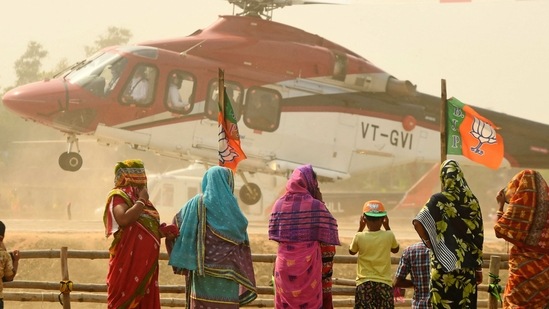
[205,80,244,121]
[243,87,281,132]
[332,113,356,172]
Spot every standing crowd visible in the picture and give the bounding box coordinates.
[2,158,549,308]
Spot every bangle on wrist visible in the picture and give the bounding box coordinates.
[475,269,483,273]
[135,200,145,207]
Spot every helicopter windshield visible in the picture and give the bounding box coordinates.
[65,52,127,97]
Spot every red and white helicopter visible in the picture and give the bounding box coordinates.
[3,0,549,207]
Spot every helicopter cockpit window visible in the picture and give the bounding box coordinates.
[129,47,159,60]
[121,64,157,106]
[205,80,243,121]
[243,87,281,132]
[103,58,128,96]
[66,52,125,97]
[165,70,195,115]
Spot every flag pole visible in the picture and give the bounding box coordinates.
[218,68,224,168]
[218,68,225,117]
[440,79,447,191]
[440,79,447,165]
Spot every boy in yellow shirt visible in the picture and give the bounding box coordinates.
[349,200,399,309]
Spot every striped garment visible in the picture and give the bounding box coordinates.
[269,165,340,245]
[321,243,336,309]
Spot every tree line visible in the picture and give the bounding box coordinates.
[0,27,132,160]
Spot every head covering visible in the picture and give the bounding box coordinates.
[363,200,386,217]
[103,159,151,237]
[439,159,474,202]
[0,221,5,237]
[494,169,549,252]
[114,159,147,188]
[269,164,340,245]
[201,166,246,241]
[414,159,483,272]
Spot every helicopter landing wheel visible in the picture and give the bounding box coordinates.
[59,152,83,172]
[239,182,261,205]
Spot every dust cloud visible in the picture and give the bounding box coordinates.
[0,134,187,223]
[0,129,523,236]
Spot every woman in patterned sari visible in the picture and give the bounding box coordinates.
[494,169,549,309]
[103,159,178,309]
[269,164,340,309]
[167,166,257,308]
[413,159,484,309]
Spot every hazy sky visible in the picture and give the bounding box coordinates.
[1,0,548,125]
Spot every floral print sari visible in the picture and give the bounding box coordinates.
[415,160,483,309]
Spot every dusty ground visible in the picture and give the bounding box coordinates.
[1,218,509,309]
[3,230,311,309]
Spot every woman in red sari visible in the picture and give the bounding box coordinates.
[103,159,178,309]
[494,169,549,309]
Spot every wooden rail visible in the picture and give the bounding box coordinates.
[4,248,508,308]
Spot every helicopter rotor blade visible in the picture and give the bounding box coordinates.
[227,0,349,10]
[226,0,350,20]
[291,0,350,5]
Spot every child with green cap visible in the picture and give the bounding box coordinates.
[349,200,400,309]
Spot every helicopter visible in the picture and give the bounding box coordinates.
[3,0,549,207]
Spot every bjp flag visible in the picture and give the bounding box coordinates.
[446,97,504,169]
[218,85,247,171]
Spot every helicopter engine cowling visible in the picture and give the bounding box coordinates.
[386,77,417,97]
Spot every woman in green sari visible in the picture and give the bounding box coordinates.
[413,159,484,309]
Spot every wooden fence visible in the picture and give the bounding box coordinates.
[4,248,508,308]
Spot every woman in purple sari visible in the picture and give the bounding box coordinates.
[269,164,340,308]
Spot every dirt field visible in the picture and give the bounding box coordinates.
[1,218,509,309]
[2,230,325,309]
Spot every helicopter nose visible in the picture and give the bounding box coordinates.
[2,84,44,112]
[2,79,67,119]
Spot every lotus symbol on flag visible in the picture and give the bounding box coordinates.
[469,117,497,155]
[218,130,239,164]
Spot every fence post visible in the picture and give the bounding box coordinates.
[488,255,501,309]
[60,247,71,309]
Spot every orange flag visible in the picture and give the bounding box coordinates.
[218,74,246,171]
[446,97,504,169]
